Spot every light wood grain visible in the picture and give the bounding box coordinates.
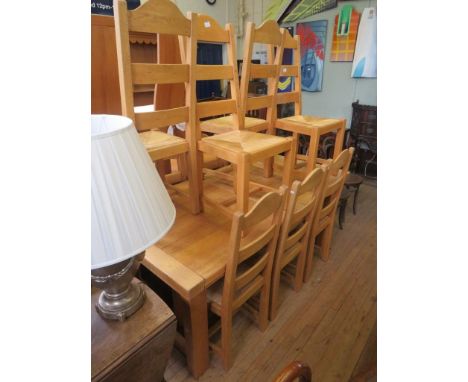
[132,63,189,84]
[162,173,376,381]
[304,148,354,282]
[114,0,201,214]
[126,0,191,36]
[270,167,326,321]
[207,188,286,369]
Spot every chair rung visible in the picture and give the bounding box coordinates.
[209,341,222,355]
[203,168,235,183]
[165,182,190,198]
[208,320,222,338]
[203,195,234,218]
[241,300,259,322]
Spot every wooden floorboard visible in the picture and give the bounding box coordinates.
[164,172,376,382]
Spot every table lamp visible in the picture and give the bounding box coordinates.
[91,114,176,321]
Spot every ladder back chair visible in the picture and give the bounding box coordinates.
[275,29,346,180]
[114,0,201,214]
[269,167,326,320]
[304,148,354,282]
[186,12,295,215]
[207,187,287,370]
[198,20,285,136]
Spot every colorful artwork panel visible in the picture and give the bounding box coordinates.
[352,7,377,78]
[297,20,328,92]
[330,8,361,62]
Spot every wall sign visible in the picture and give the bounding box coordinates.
[91,0,141,16]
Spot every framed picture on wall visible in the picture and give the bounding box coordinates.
[297,20,328,92]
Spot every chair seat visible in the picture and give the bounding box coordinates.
[345,173,364,186]
[139,130,188,161]
[276,115,345,135]
[200,115,268,134]
[199,130,292,163]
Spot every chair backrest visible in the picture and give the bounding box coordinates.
[186,12,242,140]
[240,20,285,132]
[114,0,191,133]
[276,167,326,265]
[314,148,355,229]
[222,187,287,312]
[275,29,302,116]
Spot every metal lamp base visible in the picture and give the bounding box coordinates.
[91,252,146,321]
[96,282,145,321]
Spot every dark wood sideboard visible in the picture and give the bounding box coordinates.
[92,279,176,382]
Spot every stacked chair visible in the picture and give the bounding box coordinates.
[198,20,285,136]
[275,29,347,180]
[112,0,356,372]
[185,12,295,215]
[113,0,201,214]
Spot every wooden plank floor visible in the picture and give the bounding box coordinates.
[164,175,377,382]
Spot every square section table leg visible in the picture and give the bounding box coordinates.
[173,290,209,378]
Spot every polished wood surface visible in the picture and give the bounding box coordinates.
[141,192,233,377]
[91,15,123,115]
[91,280,176,382]
[91,14,159,115]
[163,178,376,381]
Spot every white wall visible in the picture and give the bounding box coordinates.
[172,0,377,127]
[280,0,377,127]
[172,0,235,25]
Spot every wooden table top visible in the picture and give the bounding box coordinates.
[142,193,233,300]
[91,279,175,380]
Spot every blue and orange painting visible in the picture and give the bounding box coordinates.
[297,20,328,92]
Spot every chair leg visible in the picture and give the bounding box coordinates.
[220,314,233,370]
[319,224,334,262]
[294,248,307,292]
[269,265,282,321]
[304,232,318,283]
[338,199,347,229]
[236,155,250,213]
[186,150,202,214]
[178,152,188,180]
[263,157,274,178]
[353,185,361,215]
[258,284,270,332]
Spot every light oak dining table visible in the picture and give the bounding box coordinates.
[141,190,234,378]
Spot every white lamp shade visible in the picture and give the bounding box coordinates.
[91,115,176,270]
